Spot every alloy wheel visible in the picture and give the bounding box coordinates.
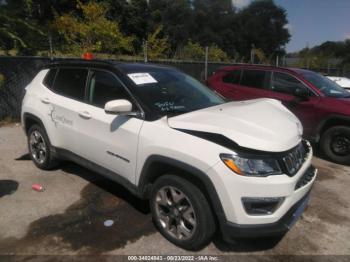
[154,186,197,240]
[29,130,47,164]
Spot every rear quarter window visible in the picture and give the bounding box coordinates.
[43,68,57,89]
[52,68,88,101]
[222,70,241,85]
[240,69,270,89]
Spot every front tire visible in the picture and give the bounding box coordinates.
[320,125,350,164]
[27,124,58,170]
[150,175,216,250]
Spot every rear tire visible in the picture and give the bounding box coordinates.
[320,125,350,164]
[150,174,216,250]
[27,124,58,170]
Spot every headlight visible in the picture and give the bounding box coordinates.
[220,153,282,177]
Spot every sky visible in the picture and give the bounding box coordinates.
[231,0,350,52]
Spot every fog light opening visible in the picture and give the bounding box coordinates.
[242,197,285,215]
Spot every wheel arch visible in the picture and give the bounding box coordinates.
[316,115,350,141]
[23,113,46,134]
[138,155,227,227]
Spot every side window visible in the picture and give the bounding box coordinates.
[240,70,270,89]
[53,68,88,101]
[88,70,131,108]
[272,72,306,95]
[222,70,241,85]
[43,68,57,89]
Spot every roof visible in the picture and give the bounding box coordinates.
[116,62,176,73]
[288,68,313,74]
[217,64,313,74]
[45,58,119,68]
[43,59,175,72]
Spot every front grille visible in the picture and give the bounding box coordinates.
[281,141,309,176]
[295,166,316,190]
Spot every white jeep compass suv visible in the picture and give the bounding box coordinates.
[21,60,316,250]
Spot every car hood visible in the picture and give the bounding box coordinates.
[168,98,303,152]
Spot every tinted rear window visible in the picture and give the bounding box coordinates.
[240,70,270,89]
[222,70,241,85]
[53,68,88,101]
[43,69,57,89]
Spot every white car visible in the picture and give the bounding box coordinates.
[21,60,316,250]
[327,76,350,91]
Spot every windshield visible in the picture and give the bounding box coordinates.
[127,69,225,117]
[300,70,349,98]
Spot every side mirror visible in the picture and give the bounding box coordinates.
[104,99,132,114]
[293,87,309,100]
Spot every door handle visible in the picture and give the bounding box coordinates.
[79,111,91,119]
[40,97,50,104]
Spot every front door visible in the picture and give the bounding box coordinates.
[73,69,143,183]
[267,71,321,138]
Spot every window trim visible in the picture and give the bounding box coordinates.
[42,66,145,119]
[44,66,90,103]
[86,68,145,119]
[42,68,58,90]
[271,71,319,97]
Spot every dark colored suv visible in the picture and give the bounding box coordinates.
[208,65,350,164]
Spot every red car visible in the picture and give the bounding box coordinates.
[208,65,350,164]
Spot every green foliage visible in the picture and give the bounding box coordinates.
[0,116,16,126]
[0,0,291,60]
[208,44,230,62]
[177,40,230,62]
[52,1,134,55]
[147,25,170,59]
[252,48,270,64]
[0,11,46,55]
[294,39,350,69]
[179,41,205,60]
[149,0,194,49]
[298,52,333,69]
[190,0,235,54]
[234,0,290,61]
[0,73,5,90]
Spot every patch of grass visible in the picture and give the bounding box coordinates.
[0,117,18,127]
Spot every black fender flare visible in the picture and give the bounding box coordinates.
[138,155,227,226]
[23,113,46,133]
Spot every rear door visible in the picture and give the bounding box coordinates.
[73,69,143,183]
[237,69,273,100]
[215,69,242,100]
[47,67,89,152]
[267,71,321,137]
[219,69,273,101]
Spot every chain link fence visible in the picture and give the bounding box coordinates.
[0,56,231,120]
[0,57,50,120]
[1,55,349,121]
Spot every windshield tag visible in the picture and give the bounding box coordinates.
[127,73,158,85]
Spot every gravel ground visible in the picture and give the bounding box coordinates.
[0,124,349,260]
